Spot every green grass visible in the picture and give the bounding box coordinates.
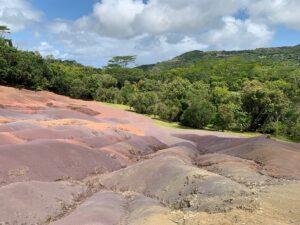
[147,116,191,129]
[99,101,188,129]
[98,101,297,142]
[99,102,262,134]
[100,102,130,110]
[270,134,298,143]
[223,130,261,138]
[148,116,262,138]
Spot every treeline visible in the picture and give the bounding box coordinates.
[0,35,299,141]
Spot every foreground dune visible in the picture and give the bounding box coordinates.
[0,86,299,225]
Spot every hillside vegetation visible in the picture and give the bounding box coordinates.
[0,35,299,141]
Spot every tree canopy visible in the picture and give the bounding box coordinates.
[108,55,136,68]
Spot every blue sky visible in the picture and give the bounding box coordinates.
[272,26,300,47]
[1,0,300,67]
[31,0,96,20]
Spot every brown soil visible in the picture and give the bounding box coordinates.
[0,85,299,225]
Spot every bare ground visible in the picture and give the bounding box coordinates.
[0,86,299,225]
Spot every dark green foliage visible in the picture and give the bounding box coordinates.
[107,55,136,68]
[242,80,291,131]
[129,92,158,114]
[0,25,10,37]
[95,87,123,104]
[155,101,182,121]
[104,66,145,87]
[0,39,52,89]
[180,100,215,129]
[99,74,117,88]
[120,81,136,104]
[290,122,300,141]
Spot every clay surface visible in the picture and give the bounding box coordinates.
[0,86,299,225]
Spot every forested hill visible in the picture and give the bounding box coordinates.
[138,45,300,71]
[0,33,299,141]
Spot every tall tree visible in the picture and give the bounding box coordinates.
[0,25,12,46]
[108,55,136,68]
[0,25,10,38]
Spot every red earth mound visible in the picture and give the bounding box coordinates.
[0,139,123,186]
[176,134,300,180]
[0,86,299,225]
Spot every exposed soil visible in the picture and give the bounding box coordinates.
[0,85,299,225]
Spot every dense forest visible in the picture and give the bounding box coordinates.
[1,27,299,141]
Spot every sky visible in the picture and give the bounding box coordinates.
[1,0,300,67]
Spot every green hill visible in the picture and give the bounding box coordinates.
[138,45,300,71]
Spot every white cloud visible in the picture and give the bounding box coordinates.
[204,17,273,50]
[92,0,144,38]
[87,0,242,38]
[248,0,300,30]
[34,42,68,59]
[44,0,274,66]
[135,35,209,64]
[0,0,42,32]
[8,0,299,66]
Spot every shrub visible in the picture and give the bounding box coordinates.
[180,100,215,129]
[129,92,158,114]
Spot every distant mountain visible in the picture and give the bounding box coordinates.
[138,45,300,71]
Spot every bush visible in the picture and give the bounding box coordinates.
[129,92,158,114]
[69,79,86,99]
[180,100,215,129]
[120,81,136,104]
[213,103,236,131]
[261,121,288,136]
[242,80,290,131]
[289,122,300,141]
[155,101,181,121]
[95,87,123,103]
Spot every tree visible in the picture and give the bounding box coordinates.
[120,81,136,104]
[99,74,117,88]
[69,79,86,99]
[108,55,136,68]
[180,100,215,129]
[95,87,123,103]
[290,122,300,141]
[155,101,181,121]
[81,74,102,99]
[212,102,250,131]
[242,80,290,132]
[212,86,232,105]
[129,92,158,114]
[214,103,236,131]
[163,77,191,101]
[0,25,12,47]
[0,25,10,38]
[187,81,211,100]
[104,66,144,87]
[161,77,191,120]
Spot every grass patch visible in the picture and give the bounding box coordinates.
[271,134,298,143]
[147,116,191,129]
[98,102,297,142]
[223,130,261,138]
[100,102,130,110]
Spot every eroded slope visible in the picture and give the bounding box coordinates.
[0,86,299,225]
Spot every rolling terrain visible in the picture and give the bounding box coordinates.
[0,85,299,225]
[138,44,300,71]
